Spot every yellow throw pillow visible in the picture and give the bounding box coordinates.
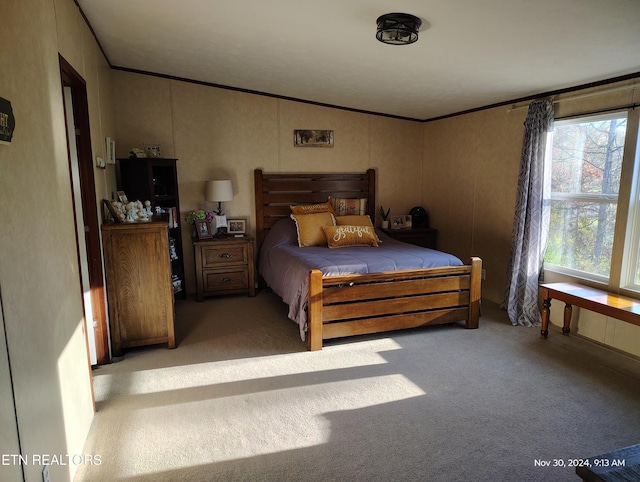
[290,200,335,215]
[322,225,379,248]
[290,212,336,247]
[335,215,374,227]
[330,197,368,216]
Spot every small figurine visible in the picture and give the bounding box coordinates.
[125,201,136,222]
[138,202,148,221]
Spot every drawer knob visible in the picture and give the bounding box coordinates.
[219,253,232,258]
[220,277,232,283]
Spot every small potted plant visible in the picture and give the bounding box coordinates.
[379,206,391,229]
[185,209,215,236]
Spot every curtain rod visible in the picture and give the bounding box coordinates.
[507,83,638,113]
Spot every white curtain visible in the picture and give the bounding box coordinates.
[503,100,554,326]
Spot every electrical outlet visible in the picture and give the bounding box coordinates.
[42,464,50,482]
[481,269,486,280]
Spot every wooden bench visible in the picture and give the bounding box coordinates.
[540,282,640,339]
[575,443,640,481]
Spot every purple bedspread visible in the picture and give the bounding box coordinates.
[258,217,463,341]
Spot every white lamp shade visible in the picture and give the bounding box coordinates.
[206,180,233,202]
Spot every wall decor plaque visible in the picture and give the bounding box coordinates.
[0,97,16,144]
[294,130,334,147]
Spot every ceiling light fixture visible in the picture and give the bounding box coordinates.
[376,13,422,45]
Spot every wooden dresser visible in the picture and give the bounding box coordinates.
[102,221,176,356]
[193,236,256,301]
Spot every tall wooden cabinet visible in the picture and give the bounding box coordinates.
[102,221,176,356]
[116,157,186,298]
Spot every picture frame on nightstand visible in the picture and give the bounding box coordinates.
[227,218,247,235]
[390,215,412,229]
[195,219,213,239]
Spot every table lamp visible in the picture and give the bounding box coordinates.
[206,180,233,235]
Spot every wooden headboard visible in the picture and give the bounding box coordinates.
[254,169,376,252]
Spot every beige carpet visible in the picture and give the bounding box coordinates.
[75,292,640,481]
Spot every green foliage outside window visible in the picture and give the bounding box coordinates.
[544,116,627,279]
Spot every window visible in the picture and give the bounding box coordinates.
[544,110,640,293]
[621,154,640,289]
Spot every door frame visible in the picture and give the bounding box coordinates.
[59,55,110,366]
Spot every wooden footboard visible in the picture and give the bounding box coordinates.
[307,257,482,350]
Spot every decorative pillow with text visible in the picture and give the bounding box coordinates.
[290,200,335,216]
[322,225,379,248]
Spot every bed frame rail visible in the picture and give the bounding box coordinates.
[307,257,482,350]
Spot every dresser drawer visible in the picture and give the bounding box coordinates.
[202,244,248,267]
[203,267,249,294]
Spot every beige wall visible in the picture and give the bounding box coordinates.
[423,107,526,303]
[112,71,424,294]
[1,1,115,481]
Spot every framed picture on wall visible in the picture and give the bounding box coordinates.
[293,129,334,147]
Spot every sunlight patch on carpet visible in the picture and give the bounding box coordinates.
[105,373,424,475]
[93,338,405,401]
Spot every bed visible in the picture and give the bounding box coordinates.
[254,168,482,350]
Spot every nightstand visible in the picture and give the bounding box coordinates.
[193,236,256,301]
[381,227,438,249]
